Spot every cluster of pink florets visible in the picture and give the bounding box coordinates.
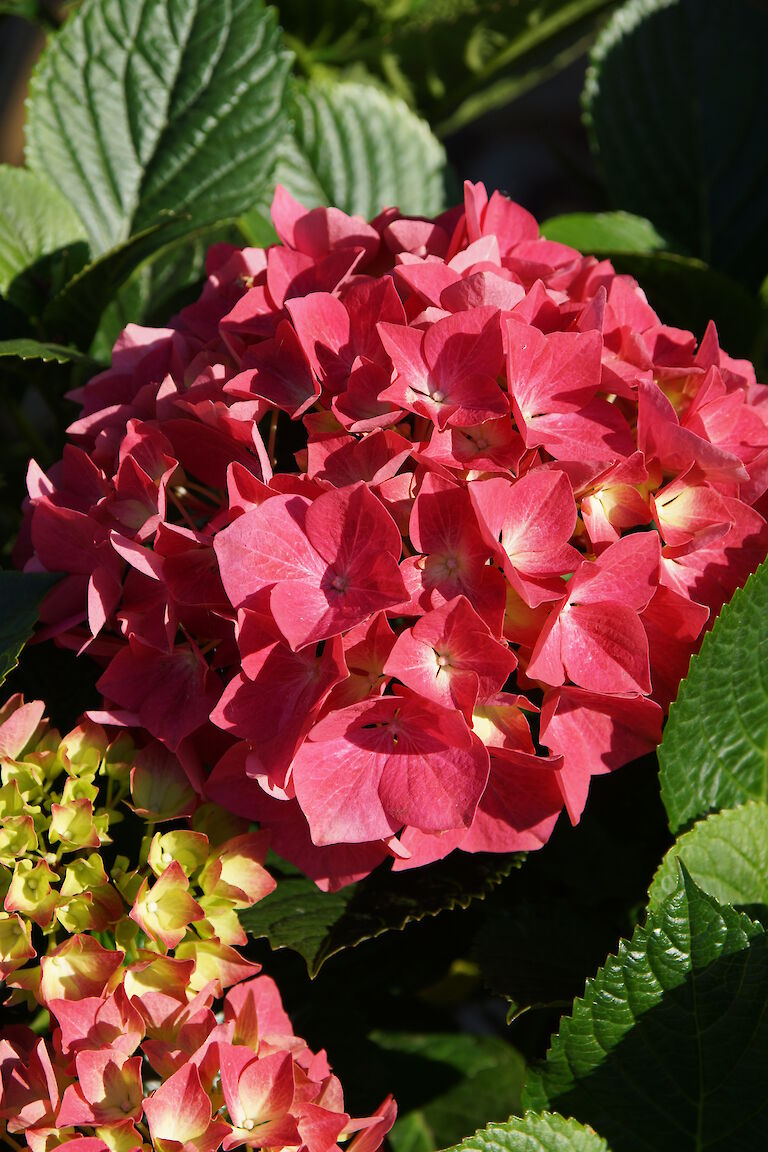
[0,698,395,1152]
[17,180,768,888]
[2,968,394,1152]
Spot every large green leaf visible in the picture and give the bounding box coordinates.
[443,1114,610,1152]
[648,801,768,913]
[374,1032,525,1152]
[238,135,328,246]
[291,81,448,217]
[658,561,768,834]
[240,852,517,977]
[239,80,449,245]
[41,219,181,349]
[26,0,292,255]
[0,165,89,317]
[525,869,768,1150]
[584,0,768,287]
[278,0,620,134]
[0,570,61,687]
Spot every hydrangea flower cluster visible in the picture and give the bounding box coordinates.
[17,181,768,888]
[2,963,395,1152]
[0,694,271,1004]
[0,696,396,1152]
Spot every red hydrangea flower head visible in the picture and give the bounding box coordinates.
[18,180,768,888]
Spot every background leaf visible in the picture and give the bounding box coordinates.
[240,80,450,245]
[648,801,768,915]
[0,1,72,27]
[0,165,88,316]
[0,338,97,365]
[471,898,620,1023]
[278,0,621,134]
[375,1032,525,1152]
[443,1113,610,1152]
[603,252,761,358]
[89,223,241,361]
[658,560,768,833]
[541,211,666,253]
[468,752,671,1030]
[525,870,768,1150]
[541,214,762,356]
[583,0,768,287]
[238,135,328,246]
[291,81,449,217]
[26,0,292,254]
[0,569,60,686]
[41,219,182,349]
[240,852,517,976]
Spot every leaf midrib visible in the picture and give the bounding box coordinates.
[126,0,200,240]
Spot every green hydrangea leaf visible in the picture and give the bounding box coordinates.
[89,223,241,361]
[0,339,97,366]
[238,134,328,246]
[584,0,768,287]
[0,165,89,317]
[0,570,61,687]
[41,218,182,349]
[658,560,768,833]
[291,80,448,218]
[648,801,768,913]
[442,1113,610,1152]
[240,79,449,245]
[240,851,517,977]
[389,1113,435,1152]
[26,0,292,256]
[374,1032,525,1152]
[541,211,666,253]
[525,868,768,1150]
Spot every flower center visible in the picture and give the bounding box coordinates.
[330,573,348,592]
[430,389,445,403]
[243,1119,256,1131]
[436,653,450,669]
[147,900,159,914]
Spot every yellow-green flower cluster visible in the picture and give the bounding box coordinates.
[0,695,275,1008]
